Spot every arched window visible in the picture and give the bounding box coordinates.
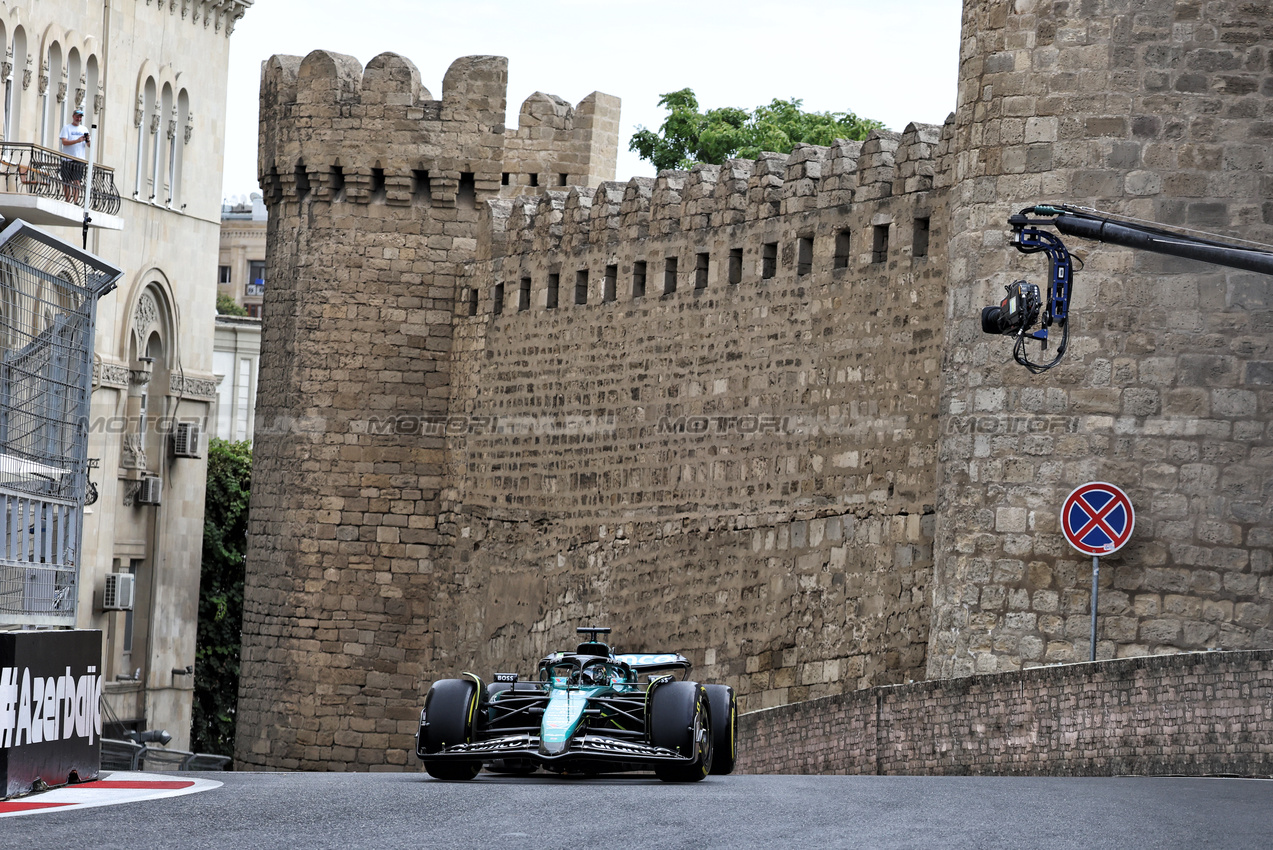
[135,77,155,198]
[0,21,8,141]
[124,283,174,475]
[42,41,63,148]
[7,27,27,143]
[65,46,81,129]
[84,55,99,160]
[154,83,172,203]
[173,88,189,208]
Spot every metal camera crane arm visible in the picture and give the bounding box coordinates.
[993,204,1273,372]
[1029,204,1273,275]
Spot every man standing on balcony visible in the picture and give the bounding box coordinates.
[59,107,90,203]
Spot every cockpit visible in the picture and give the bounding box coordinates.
[538,655,635,687]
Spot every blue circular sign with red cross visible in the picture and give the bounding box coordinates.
[1061,482,1135,556]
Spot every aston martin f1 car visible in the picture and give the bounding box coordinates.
[415,627,737,782]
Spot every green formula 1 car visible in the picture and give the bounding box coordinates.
[415,627,737,782]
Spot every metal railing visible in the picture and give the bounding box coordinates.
[245,280,265,297]
[0,142,121,216]
[99,739,233,772]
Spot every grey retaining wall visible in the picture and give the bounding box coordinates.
[736,651,1273,776]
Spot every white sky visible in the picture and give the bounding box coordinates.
[222,0,963,200]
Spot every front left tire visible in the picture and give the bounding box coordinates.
[649,681,713,782]
[419,678,482,781]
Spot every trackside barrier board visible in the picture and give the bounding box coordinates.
[0,772,220,817]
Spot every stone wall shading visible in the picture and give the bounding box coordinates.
[737,650,1273,776]
[439,125,950,707]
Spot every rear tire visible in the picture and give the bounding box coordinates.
[649,681,712,782]
[420,679,482,781]
[704,684,737,775]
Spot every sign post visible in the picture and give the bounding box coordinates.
[1060,482,1135,662]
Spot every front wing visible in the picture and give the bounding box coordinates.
[416,732,694,769]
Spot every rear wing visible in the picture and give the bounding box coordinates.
[615,653,692,679]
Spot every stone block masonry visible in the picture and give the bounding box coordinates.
[736,650,1273,777]
[443,123,950,708]
[240,0,1273,772]
[931,0,1273,679]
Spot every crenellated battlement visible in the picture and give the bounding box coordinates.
[258,51,620,207]
[476,122,952,267]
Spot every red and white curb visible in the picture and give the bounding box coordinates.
[0,771,221,817]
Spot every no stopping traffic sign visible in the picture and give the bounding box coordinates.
[1061,482,1135,556]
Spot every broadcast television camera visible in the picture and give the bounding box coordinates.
[981,280,1041,337]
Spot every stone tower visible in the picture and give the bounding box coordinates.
[239,50,618,769]
[930,0,1273,676]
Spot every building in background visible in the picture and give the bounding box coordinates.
[212,314,259,443]
[218,193,266,317]
[212,194,264,443]
[0,0,251,750]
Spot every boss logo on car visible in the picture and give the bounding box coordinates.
[494,673,518,683]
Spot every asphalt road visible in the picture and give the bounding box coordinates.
[6,771,1271,849]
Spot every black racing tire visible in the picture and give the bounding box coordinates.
[420,678,482,781]
[649,680,712,782]
[704,684,737,775]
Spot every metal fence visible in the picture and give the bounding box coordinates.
[0,220,121,626]
[0,142,122,216]
[99,739,232,772]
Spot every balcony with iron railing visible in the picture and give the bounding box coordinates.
[0,142,124,231]
[245,279,265,298]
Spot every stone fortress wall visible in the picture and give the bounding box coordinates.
[238,0,1273,771]
[443,121,948,702]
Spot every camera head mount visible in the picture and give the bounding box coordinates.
[980,206,1075,373]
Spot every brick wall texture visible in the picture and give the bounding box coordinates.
[237,0,1273,771]
[736,650,1273,776]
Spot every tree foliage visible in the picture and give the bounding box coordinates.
[629,88,886,172]
[216,293,247,316]
[192,438,252,756]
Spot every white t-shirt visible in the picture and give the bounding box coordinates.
[59,122,89,159]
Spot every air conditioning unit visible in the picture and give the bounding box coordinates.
[137,475,162,506]
[172,421,200,458]
[103,572,136,611]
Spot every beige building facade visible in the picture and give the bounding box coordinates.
[0,0,250,749]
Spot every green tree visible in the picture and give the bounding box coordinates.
[216,292,247,316]
[630,88,886,172]
[192,438,252,756]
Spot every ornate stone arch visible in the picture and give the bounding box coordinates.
[119,268,177,368]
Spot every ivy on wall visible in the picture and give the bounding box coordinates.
[192,438,252,756]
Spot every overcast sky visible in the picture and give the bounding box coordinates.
[222,0,963,201]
